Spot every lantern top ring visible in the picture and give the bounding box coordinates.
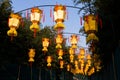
[54,4,66,11]
[10,13,21,19]
[31,7,43,13]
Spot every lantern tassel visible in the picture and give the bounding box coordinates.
[11,36,13,41]
[99,18,102,29]
[21,19,24,28]
[96,14,99,23]
[33,29,36,38]
[43,13,45,23]
[80,17,82,25]
[50,7,52,18]
[26,10,29,19]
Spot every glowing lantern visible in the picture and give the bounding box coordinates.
[28,48,36,63]
[69,48,75,55]
[78,48,85,61]
[57,49,64,59]
[74,60,79,70]
[84,14,98,33]
[84,64,89,75]
[59,60,64,69]
[94,60,101,72]
[54,4,66,33]
[42,38,49,52]
[70,34,78,49]
[74,60,80,74]
[7,13,21,40]
[30,7,42,37]
[69,48,75,63]
[70,54,74,63]
[86,54,92,67]
[84,14,98,43]
[46,56,52,67]
[67,64,71,71]
[55,34,63,49]
[88,67,95,76]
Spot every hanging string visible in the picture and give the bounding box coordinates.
[99,18,102,29]
[50,7,52,18]
[80,17,82,25]
[17,65,21,80]
[42,9,45,23]
[39,68,41,80]
[21,18,24,28]
[30,65,33,80]
[26,10,29,19]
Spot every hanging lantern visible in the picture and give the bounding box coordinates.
[57,49,64,59]
[84,64,89,75]
[70,34,78,49]
[7,13,21,40]
[54,4,66,33]
[28,48,36,63]
[55,34,63,49]
[46,56,52,67]
[69,48,75,55]
[84,14,98,43]
[74,60,79,70]
[84,14,98,34]
[30,7,42,37]
[67,64,71,71]
[78,48,85,60]
[59,60,64,69]
[88,67,95,76]
[94,60,101,72]
[74,60,80,74]
[69,48,75,63]
[42,38,49,52]
[86,54,92,67]
[70,54,74,63]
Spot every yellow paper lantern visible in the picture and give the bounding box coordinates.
[42,38,49,52]
[70,54,74,63]
[46,56,52,67]
[7,13,21,39]
[84,14,98,34]
[55,34,63,49]
[57,49,64,59]
[69,48,75,55]
[28,49,36,62]
[30,7,42,37]
[78,48,85,60]
[59,60,64,69]
[54,4,66,32]
[67,64,71,71]
[70,34,78,49]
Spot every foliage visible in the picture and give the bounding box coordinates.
[73,0,97,15]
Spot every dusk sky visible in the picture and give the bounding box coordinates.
[11,0,87,48]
